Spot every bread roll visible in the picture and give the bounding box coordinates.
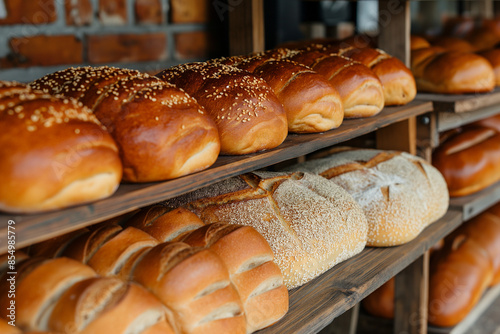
[0,318,22,333]
[181,223,289,332]
[48,277,175,334]
[289,50,384,118]
[125,206,205,242]
[283,148,449,247]
[361,278,394,320]
[411,47,495,93]
[28,228,89,258]
[466,27,500,52]
[432,126,500,197]
[30,66,220,182]
[430,36,476,52]
[0,81,122,213]
[156,62,288,155]
[410,35,431,50]
[0,257,97,331]
[132,242,246,334]
[165,171,368,289]
[478,49,500,85]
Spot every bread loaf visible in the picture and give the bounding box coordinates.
[361,278,394,320]
[165,171,368,289]
[283,148,449,247]
[432,125,500,197]
[411,47,495,93]
[181,223,289,332]
[30,66,220,182]
[0,81,122,213]
[410,35,431,50]
[132,242,247,334]
[478,49,500,85]
[48,277,175,334]
[292,50,384,118]
[156,62,288,155]
[430,36,476,52]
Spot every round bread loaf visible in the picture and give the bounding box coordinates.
[156,62,288,155]
[165,171,368,289]
[478,49,500,86]
[30,67,220,182]
[283,148,449,247]
[0,81,122,213]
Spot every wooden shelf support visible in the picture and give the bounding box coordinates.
[228,0,265,55]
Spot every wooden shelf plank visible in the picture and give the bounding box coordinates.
[435,103,500,132]
[417,87,500,113]
[449,180,500,221]
[0,101,432,253]
[258,209,463,334]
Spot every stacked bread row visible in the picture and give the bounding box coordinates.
[432,114,500,197]
[362,201,500,327]
[1,212,288,334]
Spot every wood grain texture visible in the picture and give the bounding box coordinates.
[436,104,500,133]
[257,210,462,334]
[417,87,500,113]
[378,0,410,66]
[449,179,500,221]
[0,101,432,252]
[229,0,264,55]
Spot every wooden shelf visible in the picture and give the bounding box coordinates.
[0,101,433,253]
[417,87,500,113]
[258,209,463,334]
[449,180,500,221]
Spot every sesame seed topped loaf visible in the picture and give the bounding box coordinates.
[30,66,220,182]
[156,62,288,155]
[283,148,449,247]
[0,81,122,213]
[163,171,368,289]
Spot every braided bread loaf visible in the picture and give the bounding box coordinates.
[0,81,122,213]
[30,66,220,182]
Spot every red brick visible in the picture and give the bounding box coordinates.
[175,31,209,59]
[170,0,208,23]
[87,33,167,64]
[65,0,93,26]
[1,35,83,68]
[135,0,163,24]
[0,0,56,25]
[99,0,128,25]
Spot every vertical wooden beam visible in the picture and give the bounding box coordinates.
[394,252,429,334]
[378,0,410,66]
[376,117,417,155]
[228,0,264,56]
[319,304,360,334]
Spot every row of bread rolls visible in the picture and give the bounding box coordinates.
[362,201,500,327]
[6,212,288,334]
[432,114,500,197]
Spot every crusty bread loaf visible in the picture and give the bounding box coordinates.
[289,50,384,118]
[283,148,449,247]
[430,36,476,52]
[466,27,500,52]
[0,257,97,331]
[471,113,500,132]
[478,49,500,86]
[125,206,205,242]
[411,47,495,93]
[181,223,289,332]
[410,35,431,50]
[361,278,394,320]
[132,242,247,334]
[30,66,220,182]
[27,228,89,258]
[0,81,122,213]
[432,126,500,197]
[249,59,344,133]
[48,277,175,334]
[165,171,368,289]
[156,62,288,155]
[0,318,22,333]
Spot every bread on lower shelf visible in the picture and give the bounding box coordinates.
[0,81,122,214]
[283,147,449,247]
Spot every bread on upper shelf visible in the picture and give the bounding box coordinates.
[0,81,122,214]
[283,147,449,247]
[30,66,220,183]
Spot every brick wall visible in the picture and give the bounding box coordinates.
[0,0,222,82]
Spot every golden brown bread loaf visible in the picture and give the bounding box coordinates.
[48,277,175,334]
[432,125,500,197]
[181,223,289,332]
[283,148,449,247]
[0,81,122,213]
[410,35,431,50]
[478,49,500,86]
[249,58,344,133]
[30,66,220,182]
[0,318,22,333]
[165,171,368,289]
[430,36,476,52]
[156,62,288,155]
[132,242,247,334]
[411,47,495,93]
[287,50,385,118]
[361,278,394,320]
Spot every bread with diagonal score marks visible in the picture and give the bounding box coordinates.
[283,147,449,247]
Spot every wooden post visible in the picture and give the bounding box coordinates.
[378,0,410,66]
[320,304,360,334]
[394,252,429,334]
[228,0,265,56]
[376,116,417,155]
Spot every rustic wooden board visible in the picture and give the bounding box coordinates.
[449,180,500,221]
[436,103,500,132]
[417,87,500,113]
[0,101,432,252]
[257,209,463,334]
